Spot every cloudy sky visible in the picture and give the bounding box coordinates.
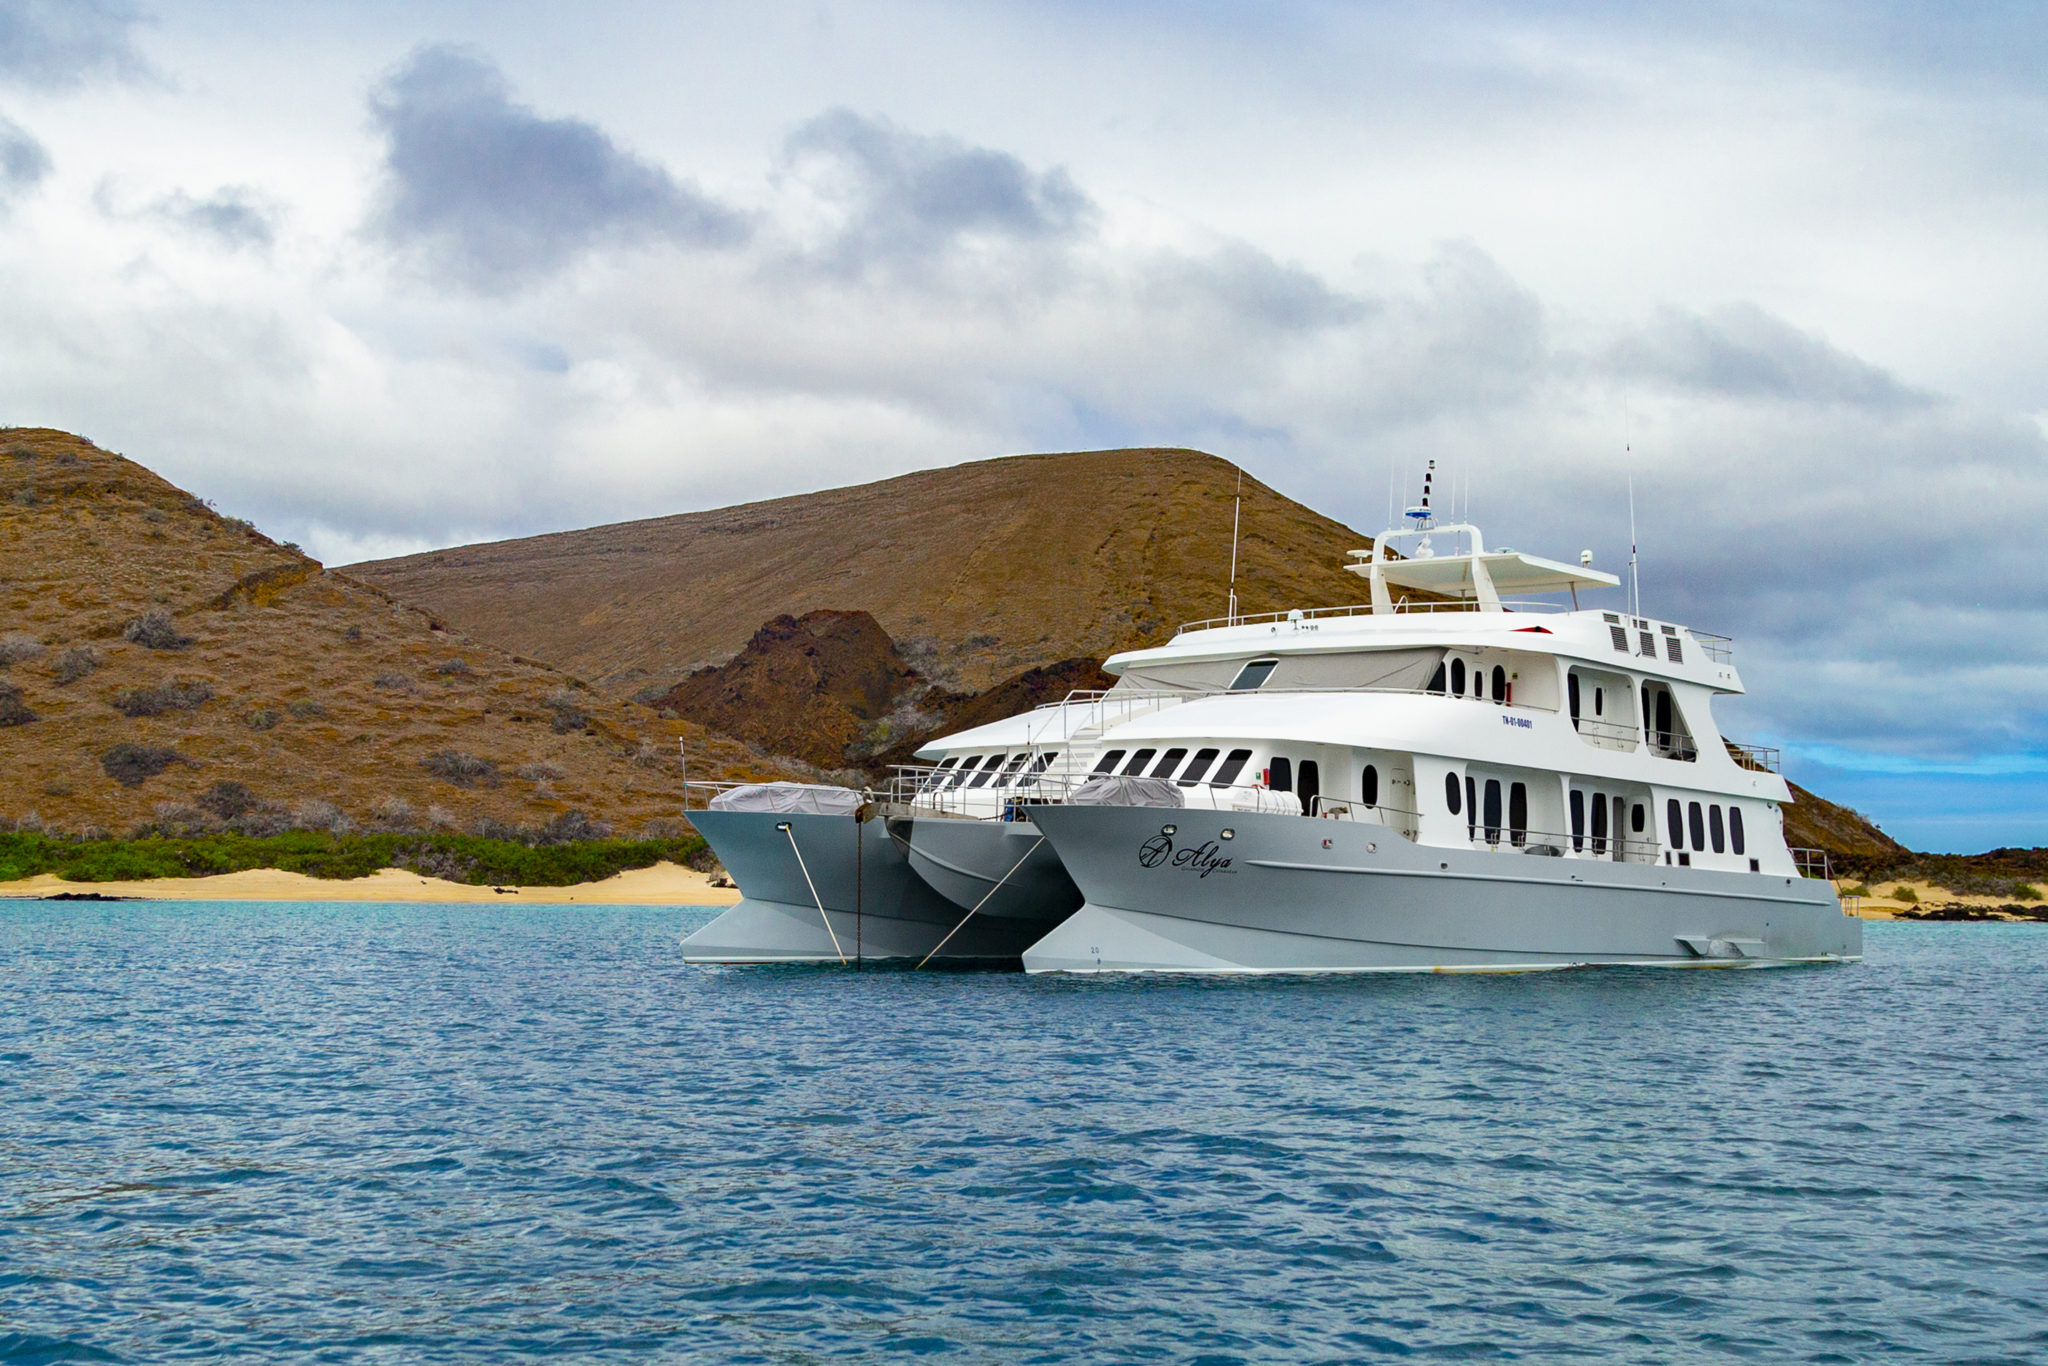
[3,0,2043,850]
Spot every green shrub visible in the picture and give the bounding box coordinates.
[0,830,710,888]
[112,681,214,717]
[1891,885,1919,904]
[2017,884,2043,903]
[1839,883,1870,899]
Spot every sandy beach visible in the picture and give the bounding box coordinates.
[1839,879,2048,921]
[0,861,742,906]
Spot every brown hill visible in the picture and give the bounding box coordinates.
[649,609,919,771]
[1782,780,1908,865]
[350,448,1382,696]
[0,429,791,837]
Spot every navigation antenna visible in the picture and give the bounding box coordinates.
[1226,466,1244,625]
[1628,476,1640,620]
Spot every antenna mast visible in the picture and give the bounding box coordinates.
[1628,476,1640,619]
[1226,467,1244,625]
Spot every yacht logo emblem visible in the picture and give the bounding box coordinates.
[1137,835,1235,877]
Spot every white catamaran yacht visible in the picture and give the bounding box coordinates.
[680,472,1859,972]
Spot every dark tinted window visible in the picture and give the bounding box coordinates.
[1688,801,1706,851]
[1445,772,1461,814]
[1632,802,1646,833]
[1451,658,1466,695]
[995,753,1030,786]
[1594,687,1604,717]
[1509,782,1528,845]
[1298,760,1320,816]
[1709,805,1726,853]
[1492,665,1507,702]
[1211,748,1254,787]
[1483,779,1502,843]
[1092,749,1125,774]
[924,757,958,792]
[1121,748,1157,776]
[1591,789,1608,852]
[1466,776,1477,838]
[1656,690,1672,739]
[1362,764,1380,806]
[1178,748,1219,786]
[947,755,983,788]
[1228,658,1278,691]
[1667,798,1683,848]
[1569,673,1581,721]
[1268,756,1293,793]
[968,755,1007,788]
[1729,806,1746,855]
[1152,748,1188,779]
[1017,751,1058,787]
[1429,662,1447,694]
[1571,790,1585,851]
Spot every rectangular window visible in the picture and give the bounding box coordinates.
[1268,756,1293,792]
[1509,782,1528,846]
[995,753,1030,787]
[968,755,1007,788]
[1228,659,1278,691]
[1151,747,1188,779]
[1177,748,1220,787]
[1591,789,1608,854]
[1466,775,1478,839]
[1729,806,1746,856]
[1688,801,1706,851]
[1120,748,1157,776]
[1092,749,1125,774]
[1571,790,1586,851]
[923,757,958,792]
[947,755,982,788]
[1709,804,1726,853]
[1483,779,1502,844]
[1210,748,1254,787]
[1667,798,1683,848]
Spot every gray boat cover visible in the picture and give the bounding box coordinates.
[708,782,864,815]
[1068,775,1185,808]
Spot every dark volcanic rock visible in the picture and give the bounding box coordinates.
[652,610,922,770]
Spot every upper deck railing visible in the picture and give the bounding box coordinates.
[1175,598,1570,635]
[1691,630,1734,663]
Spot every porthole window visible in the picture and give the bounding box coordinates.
[1667,798,1683,848]
[1730,807,1747,856]
[1363,764,1380,806]
[1688,801,1706,851]
[1451,658,1467,695]
[1709,805,1726,854]
[1445,772,1461,815]
[1492,665,1507,702]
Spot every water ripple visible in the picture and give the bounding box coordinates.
[2,905,2044,1361]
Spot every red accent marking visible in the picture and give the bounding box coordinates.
[1512,626,1553,633]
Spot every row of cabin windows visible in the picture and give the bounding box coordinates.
[1427,657,1510,703]
[1668,798,1745,856]
[1443,773,1531,846]
[1091,745,1255,790]
[928,751,1059,791]
[1570,790,1646,856]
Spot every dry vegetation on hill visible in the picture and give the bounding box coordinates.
[353,448,1381,697]
[0,429,792,837]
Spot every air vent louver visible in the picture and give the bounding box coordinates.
[1665,637,1683,663]
[1638,630,1656,656]
[1609,625,1630,651]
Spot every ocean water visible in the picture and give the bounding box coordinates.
[1,905,2043,1364]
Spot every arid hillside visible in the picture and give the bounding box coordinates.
[352,448,1381,696]
[0,429,790,836]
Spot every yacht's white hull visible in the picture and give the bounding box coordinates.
[1022,804,1862,974]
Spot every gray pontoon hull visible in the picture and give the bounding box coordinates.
[1022,804,1863,974]
[904,816,1083,924]
[680,809,1043,963]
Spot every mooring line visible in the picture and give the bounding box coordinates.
[780,822,847,966]
[917,836,1044,970]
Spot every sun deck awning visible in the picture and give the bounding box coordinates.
[1350,550,1619,600]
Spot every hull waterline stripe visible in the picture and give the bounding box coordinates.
[1240,858,1834,908]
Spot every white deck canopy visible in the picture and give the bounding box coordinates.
[1347,520,1619,612]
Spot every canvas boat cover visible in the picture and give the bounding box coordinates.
[1229,787,1302,814]
[708,782,865,815]
[1068,775,1185,808]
